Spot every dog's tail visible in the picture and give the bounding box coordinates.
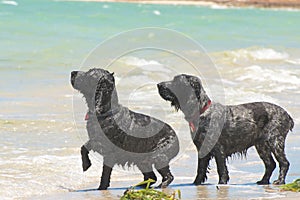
[288,114,294,132]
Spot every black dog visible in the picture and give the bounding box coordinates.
[70,68,179,190]
[157,74,294,185]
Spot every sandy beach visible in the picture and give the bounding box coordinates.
[69,0,300,8]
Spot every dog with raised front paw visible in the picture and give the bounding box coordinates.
[71,68,179,190]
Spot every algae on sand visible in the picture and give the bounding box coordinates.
[120,179,181,200]
[280,179,300,192]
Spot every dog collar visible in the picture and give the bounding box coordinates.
[188,100,212,132]
[200,100,212,115]
[85,113,89,120]
[85,111,95,121]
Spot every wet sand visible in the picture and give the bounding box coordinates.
[35,134,300,200]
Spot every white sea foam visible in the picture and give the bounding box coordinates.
[224,47,290,62]
[102,4,109,9]
[286,58,300,65]
[210,4,230,10]
[248,48,289,60]
[120,56,172,73]
[236,65,300,87]
[153,10,161,15]
[120,56,160,67]
[1,0,18,6]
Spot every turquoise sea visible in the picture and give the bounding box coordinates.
[1,0,300,199]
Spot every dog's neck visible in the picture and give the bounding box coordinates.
[185,98,211,133]
[86,97,96,113]
[186,98,211,120]
[199,87,211,112]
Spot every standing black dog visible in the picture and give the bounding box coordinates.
[70,68,179,190]
[157,74,294,185]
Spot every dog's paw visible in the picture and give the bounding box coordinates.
[193,178,205,185]
[256,180,270,185]
[98,185,108,190]
[82,158,92,172]
[193,175,206,185]
[218,179,228,184]
[273,179,285,185]
[157,173,174,188]
[218,175,229,184]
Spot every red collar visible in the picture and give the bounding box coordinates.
[85,113,89,120]
[200,100,212,115]
[189,100,211,132]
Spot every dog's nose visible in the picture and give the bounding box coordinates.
[157,83,164,90]
[71,71,78,78]
[71,71,78,86]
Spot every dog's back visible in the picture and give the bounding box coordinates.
[224,102,293,137]
[217,102,293,155]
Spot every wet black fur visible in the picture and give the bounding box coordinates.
[158,74,294,185]
[71,68,179,190]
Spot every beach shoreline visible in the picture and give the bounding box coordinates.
[64,0,300,9]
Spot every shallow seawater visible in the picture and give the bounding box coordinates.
[1,0,300,199]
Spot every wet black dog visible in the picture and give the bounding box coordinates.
[158,74,294,185]
[71,68,179,190]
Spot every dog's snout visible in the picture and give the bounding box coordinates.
[71,71,78,78]
[71,71,78,86]
[157,82,167,90]
[157,83,163,89]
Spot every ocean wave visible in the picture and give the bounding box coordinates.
[236,47,288,61]
[119,56,172,73]
[236,65,300,86]
[286,58,300,65]
[216,48,300,92]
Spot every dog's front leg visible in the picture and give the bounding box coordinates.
[81,144,91,171]
[98,164,113,190]
[215,150,229,184]
[193,154,211,185]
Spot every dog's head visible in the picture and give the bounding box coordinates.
[157,74,210,119]
[71,68,118,112]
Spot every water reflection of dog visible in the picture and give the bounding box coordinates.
[71,68,179,190]
[158,74,294,185]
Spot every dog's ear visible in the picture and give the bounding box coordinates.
[187,76,202,100]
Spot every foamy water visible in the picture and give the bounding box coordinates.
[1,1,300,199]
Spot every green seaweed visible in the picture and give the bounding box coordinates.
[280,179,300,192]
[120,179,181,200]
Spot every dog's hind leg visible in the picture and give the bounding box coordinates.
[270,135,290,185]
[81,145,91,172]
[137,164,157,187]
[157,165,174,188]
[98,164,113,190]
[255,143,276,185]
[142,171,157,187]
[214,150,229,184]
